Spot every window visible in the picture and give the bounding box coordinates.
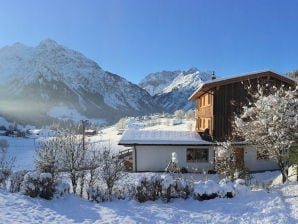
[187,148,209,162]
[199,118,212,130]
[208,94,211,105]
[208,119,211,129]
[199,94,212,107]
[199,118,204,129]
[257,150,269,160]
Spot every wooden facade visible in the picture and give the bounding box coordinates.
[189,70,296,142]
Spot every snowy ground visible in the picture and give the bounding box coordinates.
[1,117,297,223]
[4,117,196,171]
[0,178,297,223]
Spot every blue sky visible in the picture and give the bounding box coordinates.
[0,0,297,83]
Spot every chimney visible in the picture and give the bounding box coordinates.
[211,71,216,80]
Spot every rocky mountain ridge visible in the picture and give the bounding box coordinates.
[139,68,212,113]
[0,39,160,126]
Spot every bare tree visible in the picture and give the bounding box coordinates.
[36,130,87,195]
[116,118,127,130]
[85,149,101,200]
[174,109,185,120]
[35,137,60,183]
[185,109,195,120]
[59,132,86,195]
[99,148,126,200]
[234,84,298,183]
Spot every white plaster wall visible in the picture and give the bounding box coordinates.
[243,145,279,171]
[134,145,214,172]
[288,165,298,181]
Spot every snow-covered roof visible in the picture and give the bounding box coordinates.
[118,130,213,145]
[189,70,296,101]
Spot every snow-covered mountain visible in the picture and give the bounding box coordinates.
[139,70,181,96]
[139,68,213,112]
[286,69,298,81]
[0,39,160,126]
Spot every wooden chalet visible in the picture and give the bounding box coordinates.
[189,70,296,142]
[118,70,296,173]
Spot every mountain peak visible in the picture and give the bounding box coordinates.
[37,38,61,49]
[186,67,199,74]
[139,68,212,112]
[11,42,27,49]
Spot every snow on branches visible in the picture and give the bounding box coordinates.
[234,83,298,182]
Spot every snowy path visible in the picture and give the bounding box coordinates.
[278,182,298,222]
[1,184,297,224]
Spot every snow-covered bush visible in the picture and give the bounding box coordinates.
[54,179,70,198]
[218,178,236,198]
[39,173,55,199]
[21,171,41,198]
[134,174,247,202]
[193,178,247,200]
[134,175,162,202]
[160,174,192,201]
[87,187,109,202]
[134,174,192,203]
[0,139,15,189]
[9,170,28,193]
[0,167,12,189]
[215,141,252,184]
[87,184,130,202]
[193,180,219,200]
[21,171,55,200]
[115,183,135,200]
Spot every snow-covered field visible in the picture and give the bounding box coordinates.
[0,117,297,223]
[0,178,297,223]
[3,117,196,171]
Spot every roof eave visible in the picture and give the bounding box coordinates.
[188,85,208,101]
[188,70,296,101]
[119,141,214,146]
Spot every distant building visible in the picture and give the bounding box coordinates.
[85,129,97,136]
